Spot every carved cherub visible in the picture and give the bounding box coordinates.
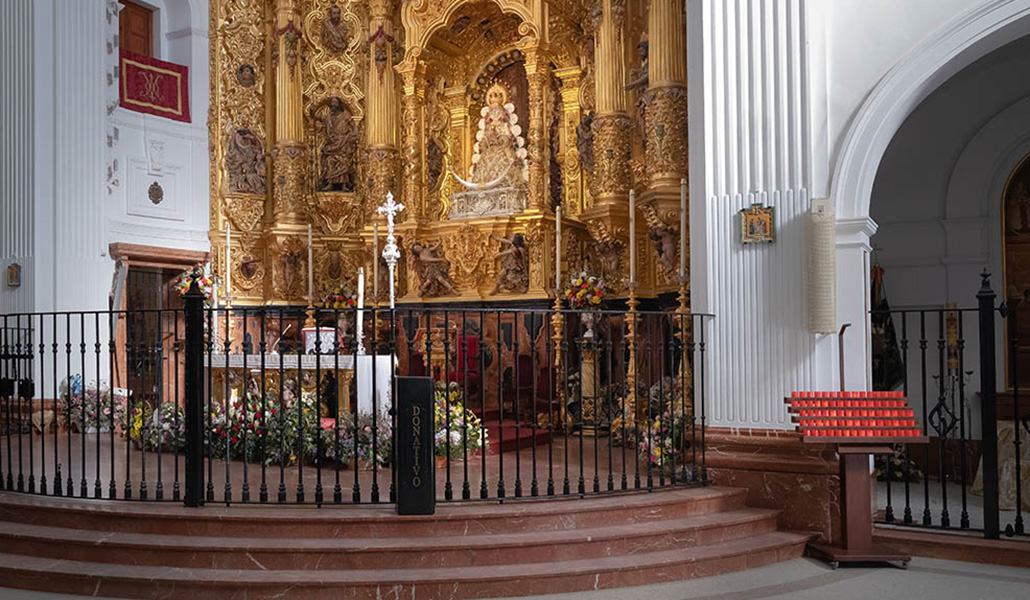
[649,225,679,275]
[490,233,529,295]
[411,241,459,297]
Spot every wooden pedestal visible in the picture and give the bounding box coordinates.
[807,444,914,569]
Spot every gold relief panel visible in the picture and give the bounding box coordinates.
[310,192,362,235]
[223,195,266,232]
[269,234,309,301]
[591,114,632,199]
[231,236,267,296]
[302,0,365,121]
[586,219,628,293]
[645,85,688,185]
[441,223,490,291]
[524,221,547,291]
[271,144,309,217]
[316,241,363,293]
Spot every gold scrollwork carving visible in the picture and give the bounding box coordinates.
[591,114,632,199]
[645,85,688,185]
[310,193,361,235]
[224,195,265,232]
[441,223,490,291]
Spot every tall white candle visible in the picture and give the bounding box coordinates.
[225,223,231,301]
[680,178,687,279]
[373,222,379,300]
[555,206,562,291]
[307,224,314,300]
[629,189,636,283]
[357,267,365,309]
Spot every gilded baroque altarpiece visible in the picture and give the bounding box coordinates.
[209,0,690,305]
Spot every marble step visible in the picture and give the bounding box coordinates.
[0,486,747,538]
[0,507,781,570]
[0,531,812,600]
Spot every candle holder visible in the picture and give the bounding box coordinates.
[551,292,566,432]
[625,281,639,423]
[674,275,692,418]
[304,295,317,329]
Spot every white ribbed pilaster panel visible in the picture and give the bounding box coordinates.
[702,0,809,197]
[691,0,831,428]
[705,190,816,427]
[52,0,110,313]
[0,0,35,314]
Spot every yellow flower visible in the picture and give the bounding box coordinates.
[590,296,601,305]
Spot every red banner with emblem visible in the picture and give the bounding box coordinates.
[119,50,191,123]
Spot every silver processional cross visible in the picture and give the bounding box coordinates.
[377,192,405,309]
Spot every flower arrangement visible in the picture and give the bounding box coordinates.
[322,413,393,468]
[637,408,690,472]
[207,390,326,466]
[61,380,119,434]
[322,281,358,310]
[874,445,923,482]
[172,263,217,306]
[434,381,488,459]
[120,401,186,452]
[564,272,605,309]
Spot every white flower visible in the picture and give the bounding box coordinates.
[510,124,522,137]
[516,148,528,160]
[475,130,484,142]
[504,103,516,115]
[480,107,489,118]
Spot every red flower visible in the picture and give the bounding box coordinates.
[231,436,238,444]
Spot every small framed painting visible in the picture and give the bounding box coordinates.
[7,263,21,288]
[740,204,775,244]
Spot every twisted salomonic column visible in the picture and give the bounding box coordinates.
[397,57,426,222]
[366,0,397,204]
[272,0,307,219]
[592,0,631,207]
[523,42,550,212]
[645,0,688,188]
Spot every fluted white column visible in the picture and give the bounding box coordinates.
[690,0,835,428]
[0,0,35,314]
[51,0,109,313]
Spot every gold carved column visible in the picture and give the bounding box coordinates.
[366,0,398,205]
[522,42,550,212]
[645,0,688,188]
[271,0,307,220]
[591,0,631,208]
[397,58,426,222]
[555,67,583,217]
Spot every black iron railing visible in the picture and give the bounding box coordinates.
[0,283,712,507]
[872,273,1027,539]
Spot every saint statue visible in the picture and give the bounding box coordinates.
[410,242,459,297]
[649,225,679,275]
[490,233,529,295]
[226,128,266,194]
[320,4,349,54]
[452,83,528,190]
[311,97,358,192]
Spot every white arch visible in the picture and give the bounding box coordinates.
[831,0,1030,219]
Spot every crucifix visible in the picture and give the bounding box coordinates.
[378,192,405,309]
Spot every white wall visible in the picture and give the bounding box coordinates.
[687,0,1012,428]
[107,0,210,254]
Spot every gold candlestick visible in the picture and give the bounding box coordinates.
[551,293,566,432]
[674,275,693,418]
[304,296,317,329]
[626,281,639,424]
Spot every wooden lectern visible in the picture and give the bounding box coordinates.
[786,391,927,569]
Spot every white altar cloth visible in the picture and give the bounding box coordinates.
[204,353,395,416]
